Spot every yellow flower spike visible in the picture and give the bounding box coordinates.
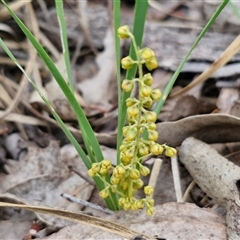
[139,165,150,176]
[148,130,159,141]
[129,169,140,180]
[121,56,135,70]
[101,160,112,170]
[146,206,155,216]
[127,106,140,118]
[140,47,155,60]
[165,146,177,157]
[140,85,152,98]
[150,88,162,101]
[121,79,134,92]
[145,57,158,71]
[144,186,154,196]
[118,25,131,39]
[143,73,154,86]
[150,143,164,155]
[138,145,149,156]
[145,111,157,122]
[99,188,109,199]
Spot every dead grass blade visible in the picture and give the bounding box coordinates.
[0,202,151,239]
[171,34,240,97]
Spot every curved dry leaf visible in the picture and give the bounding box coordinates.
[157,114,240,147]
[179,137,240,239]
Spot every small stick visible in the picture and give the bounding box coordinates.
[148,158,163,189]
[182,180,196,202]
[171,155,183,202]
[60,193,114,215]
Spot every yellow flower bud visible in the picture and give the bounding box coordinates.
[145,57,158,71]
[145,111,157,122]
[99,168,108,175]
[133,179,144,189]
[117,25,131,39]
[144,186,154,196]
[140,47,155,60]
[140,85,152,98]
[143,73,154,86]
[99,188,109,199]
[135,200,144,209]
[148,122,156,130]
[120,180,128,190]
[148,130,159,141]
[147,198,154,207]
[150,143,164,155]
[91,163,100,173]
[146,206,155,216]
[125,129,137,141]
[143,97,153,108]
[130,169,140,180]
[121,79,134,92]
[114,165,126,176]
[123,202,131,210]
[111,175,120,185]
[126,97,138,107]
[118,197,126,206]
[138,145,149,156]
[151,89,162,101]
[139,165,150,176]
[165,146,177,157]
[121,56,135,70]
[101,160,112,170]
[88,168,96,177]
[127,106,139,118]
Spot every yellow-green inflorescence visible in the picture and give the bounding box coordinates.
[88,25,177,216]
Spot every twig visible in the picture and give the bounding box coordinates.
[171,155,183,202]
[60,193,114,215]
[148,158,163,189]
[182,180,196,202]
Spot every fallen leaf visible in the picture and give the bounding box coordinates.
[157,114,240,147]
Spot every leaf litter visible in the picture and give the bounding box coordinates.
[1,0,240,239]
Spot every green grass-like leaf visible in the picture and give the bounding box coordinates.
[55,0,74,92]
[1,0,118,210]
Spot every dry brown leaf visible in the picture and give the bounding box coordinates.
[179,137,240,239]
[157,114,240,147]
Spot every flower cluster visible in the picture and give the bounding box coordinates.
[88,25,177,216]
